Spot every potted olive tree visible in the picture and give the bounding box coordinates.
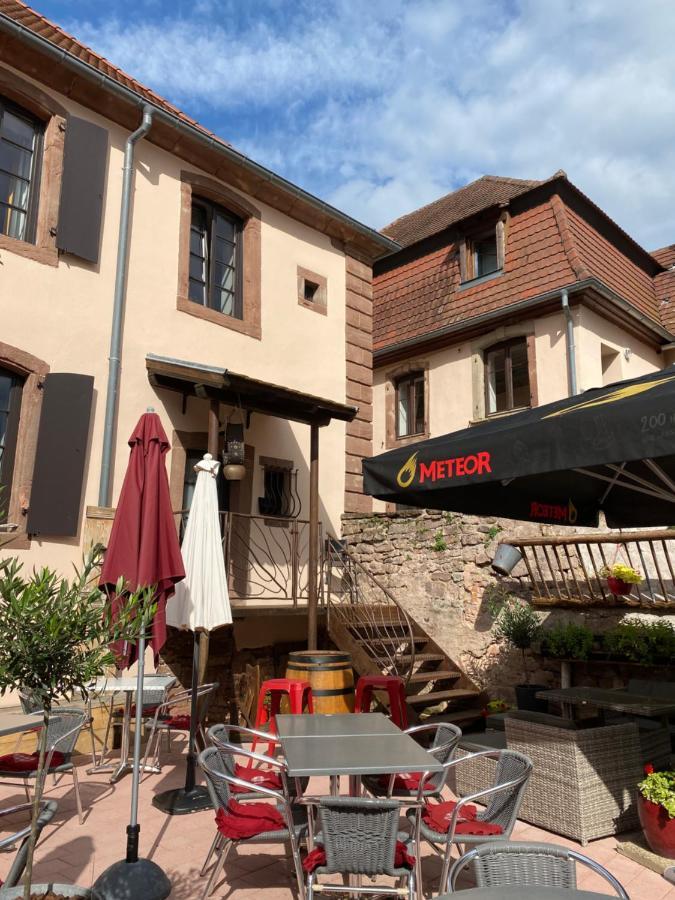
[0,545,152,900]
[490,590,545,712]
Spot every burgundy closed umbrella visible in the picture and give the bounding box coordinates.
[93,412,184,900]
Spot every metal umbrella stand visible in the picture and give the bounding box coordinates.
[154,452,233,815]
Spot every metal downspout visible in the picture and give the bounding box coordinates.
[562,288,578,396]
[98,106,154,507]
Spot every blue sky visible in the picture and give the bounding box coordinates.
[33,0,675,250]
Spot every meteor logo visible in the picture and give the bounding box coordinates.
[396,453,418,488]
[395,451,491,488]
[530,499,578,523]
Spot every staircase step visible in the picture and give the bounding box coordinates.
[355,636,428,646]
[421,708,484,726]
[406,689,480,707]
[399,653,445,665]
[407,669,461,684]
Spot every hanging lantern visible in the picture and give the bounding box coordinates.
[222,416,246,481]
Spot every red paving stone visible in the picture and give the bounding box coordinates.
[0,742,672,898]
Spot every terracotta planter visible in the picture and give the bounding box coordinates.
[638,794,675,858]
[607,576,633,596]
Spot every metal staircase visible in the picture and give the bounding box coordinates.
[325,541,485,728]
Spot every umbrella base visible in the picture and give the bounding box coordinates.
[152,784,212,815]
[92,857,171,900]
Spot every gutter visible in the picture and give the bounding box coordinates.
[373,277,672,363]
[0,13,399,257]
[98,106,154,507]
[561,288,578,395]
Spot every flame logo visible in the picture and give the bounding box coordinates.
[568,499,578,524]
[397,452,418,489]
[544,374,675,418]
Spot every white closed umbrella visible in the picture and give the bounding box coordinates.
[155,453,232,815]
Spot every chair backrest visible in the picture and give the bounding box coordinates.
[18,688,41,714]
[140,674,175,708]
[198,738,287,812]
[450,842,628,898]
[240,664,262,727]
[424,722,461,790]
[2,800,57,888]
[317,797,404,877]
[478,750,532,835]
[45,709,86,757]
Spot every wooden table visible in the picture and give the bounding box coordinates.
[537,685,675,726]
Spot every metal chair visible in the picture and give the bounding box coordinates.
[410,748,532,896]
[0,799,58,888]
[0,709,88,825]
[362,723,462,800]
[304,796,416,900]
[197,742,307,899]
[141,682,218,773]
[447,841,629,897]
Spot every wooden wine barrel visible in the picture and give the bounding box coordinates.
[285,650,355,714]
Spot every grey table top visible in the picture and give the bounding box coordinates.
[438,889,617,899]
[537,685,675,716]
[92,674,176,694]
[277,714,443,778]
[276,713,400,739]
[0,712,42,737]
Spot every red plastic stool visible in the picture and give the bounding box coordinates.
[252,678,314,755]
[354,675,408,729]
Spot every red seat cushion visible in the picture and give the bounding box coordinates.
[215,800,285,839]
[422,799,503,836]
[231,764,283,794]
[303,840,415,873]
[164,714,191,730]
[377,772,433,792]
[0,751,66,773]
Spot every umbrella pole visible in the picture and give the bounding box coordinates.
[152,629,212,815]
[92,628,171,900]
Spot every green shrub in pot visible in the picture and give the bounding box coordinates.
[489,588,544,710]
[603,618,675,664]
[540,621,594,660]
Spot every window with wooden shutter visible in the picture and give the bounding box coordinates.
[0,367,23,522]
[56,117,108,263]
[26,373,94,537]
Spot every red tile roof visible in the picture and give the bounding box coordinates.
[653,244,675,269]
[381,175,544,247]
[0,0,228,147]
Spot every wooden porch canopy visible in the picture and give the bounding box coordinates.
[146,352,357,649]
[146,353,357,426]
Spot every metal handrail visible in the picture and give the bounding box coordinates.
[325,542,416,683]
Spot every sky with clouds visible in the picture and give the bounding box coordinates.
[34,0,675,250]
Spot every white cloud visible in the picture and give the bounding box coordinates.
[67,0,675,248]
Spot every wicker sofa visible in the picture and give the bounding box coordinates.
[451,711,658,844]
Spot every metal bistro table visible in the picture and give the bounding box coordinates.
[438,889,620,899]
[90,674,175,783]
[0,712,43,738]
[276,712,442,795]
[537,685,675,727]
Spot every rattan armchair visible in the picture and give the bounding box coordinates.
[410,748,532,896]
[447,841,629,897]
[197,741,307,900]
[304,796,416,900]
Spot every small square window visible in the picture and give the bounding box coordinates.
[303,279,320,302]
[297,266,327,313]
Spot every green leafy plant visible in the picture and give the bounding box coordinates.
[598,562,643,584]
[486,698,510,713]
[484,524,503,546]
[602,618,675,664]
[432,531,447,552]
[540,622,594,660]
[639,765,675,818]
[0,545,154,898]
[489,590,542,684]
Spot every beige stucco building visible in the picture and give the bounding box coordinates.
[0,3,392,621]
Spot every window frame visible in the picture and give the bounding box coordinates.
[297,265,327,315]
[177,171,262,340]
[0,367,23,522]
[395,370,426,439]
[0,96,44,246]
[188,196,243,319]
[484,336,531,416]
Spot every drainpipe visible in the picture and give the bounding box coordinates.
[98,106,154,507]
[562,288,578,396]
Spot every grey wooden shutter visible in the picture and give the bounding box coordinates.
[27,373,94,537]
[56,117,108,263]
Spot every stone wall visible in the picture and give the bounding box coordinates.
[341,510,675,703]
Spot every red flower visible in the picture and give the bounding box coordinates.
[644,763,655,775]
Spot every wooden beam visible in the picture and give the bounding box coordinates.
[307,423,320,650]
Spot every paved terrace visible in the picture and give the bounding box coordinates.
[0,741,672,900]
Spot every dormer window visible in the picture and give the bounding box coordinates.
[472,233,499,278]
[459,214,508,284]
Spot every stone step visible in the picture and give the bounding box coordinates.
[406,688,480,707]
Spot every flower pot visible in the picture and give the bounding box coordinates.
[515,683,548,713]
[607,576,633,596]
[638,795,675,858]
[0,885,91,899]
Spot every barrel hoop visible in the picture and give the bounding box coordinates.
[287,663,351,673]
[309,687,353,697]
[288,654,351,665]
